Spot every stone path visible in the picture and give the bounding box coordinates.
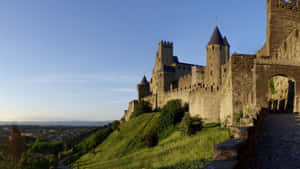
[252,113,300,169]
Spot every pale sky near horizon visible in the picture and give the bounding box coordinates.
[0,0,267,121]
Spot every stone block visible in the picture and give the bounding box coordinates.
[240,118,253,127]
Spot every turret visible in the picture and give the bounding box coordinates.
[158,40,174,65]
[153,41,175,72]
[206,26,227,85]
[137,75,151,100]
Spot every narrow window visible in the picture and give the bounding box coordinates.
[284,42,287,51]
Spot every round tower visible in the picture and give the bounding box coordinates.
[206,26,227,86]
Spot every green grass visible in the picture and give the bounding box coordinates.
[73,113,230,169]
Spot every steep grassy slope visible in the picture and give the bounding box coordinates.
[73,113,230,169]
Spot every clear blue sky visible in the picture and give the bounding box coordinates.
[0,0,267,121]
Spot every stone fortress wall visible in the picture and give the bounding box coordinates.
[124,0,300,126]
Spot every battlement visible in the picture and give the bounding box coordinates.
[278,0,297,9]
[269,0,298,9]
[159,40,173,48]
[191,82,219,94]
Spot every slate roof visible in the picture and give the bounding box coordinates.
[208,26,225,45]
[223,36,230,46]
[140,75,148,84]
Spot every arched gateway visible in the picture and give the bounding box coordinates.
[256,63,300,113]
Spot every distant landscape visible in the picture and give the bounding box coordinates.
[0,121,110,127]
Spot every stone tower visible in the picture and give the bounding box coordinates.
[151,41,176,94]
[137,75,151,100]
[206,26,228,86]
[264,0,299,57]
[153,41,174,73]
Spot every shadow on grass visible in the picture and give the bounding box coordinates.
[202,123,221,128]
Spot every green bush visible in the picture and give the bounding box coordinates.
[131,101,152,119]
[111,120,120,131]
[179,114,203,136]
[147,100,185,140]
[179,112,193,136]
[30,140,64,156]
[270,79,276,95]
[158,100,184,127]
[25,154,57,169]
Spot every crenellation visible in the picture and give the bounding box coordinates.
[278,0,297,9]
[159,40,173,48]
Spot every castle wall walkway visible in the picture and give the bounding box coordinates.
[251,113,300,169]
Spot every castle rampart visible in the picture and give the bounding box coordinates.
[124,0,300,127]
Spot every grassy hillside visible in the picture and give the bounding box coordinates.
[72,112,230,169]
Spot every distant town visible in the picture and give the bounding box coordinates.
[0,121,110,143]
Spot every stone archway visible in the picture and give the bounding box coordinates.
[267,75,295,113]
[255,63,300,113]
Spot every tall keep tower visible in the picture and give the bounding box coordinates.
[206,26,228,86]
[153,41,174,73]
[263,0,299,57]
[151,41,176,94]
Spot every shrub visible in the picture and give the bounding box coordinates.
[156,100,184,139]
[25,154,57,169]
[159,100,184,126]
[111,120,120,131]
[270,79,276,95]
[235,111,244,122]
[30,140,64,156]
[191,117,203,132]
[131,101,152,119]
[145,130,158,147]
[179,112,193,136]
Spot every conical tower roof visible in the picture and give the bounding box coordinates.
[208,26,224,45]
[223,36,230,47]
[140,75,148,84]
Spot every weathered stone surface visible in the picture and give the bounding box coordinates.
[252,114,300,169]
[230,127,249,139]
[214,138,246,161]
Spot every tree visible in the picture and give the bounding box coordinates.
[159,100,184,128]
[2,125,26,169]
[130,101,152,119]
